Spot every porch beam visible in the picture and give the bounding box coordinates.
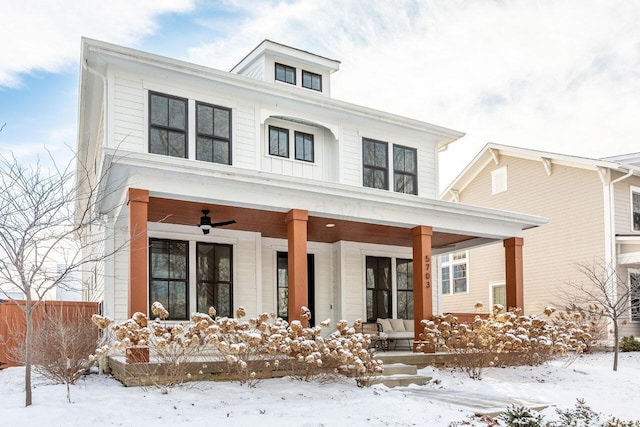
[504,237,524,312]
[411,225,433,347]
[127,188,149,317]
[286,209,308,325]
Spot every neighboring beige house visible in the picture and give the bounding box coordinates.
[440,143,640,337]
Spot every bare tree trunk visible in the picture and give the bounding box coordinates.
[24,296,33,407]
[613,320,619,372]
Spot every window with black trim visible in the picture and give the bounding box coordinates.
[396,259,414,320]
[196,242,233,318]
[269,126,289,158]
[275,63,296,85]
[632,188,640,232]
[149,239,188,320]
[366,256,391,322]
[196,102,232,165]
[149,92,187,158]
[393,145,417,195]
[363,138,389,190]
[295,131,314,162]
[302,70,321,91]
[276,252,289,320]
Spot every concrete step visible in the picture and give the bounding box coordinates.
[382,363,418,376]
[372,374,432,388]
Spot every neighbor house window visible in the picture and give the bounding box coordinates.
[491,283,506,312]
[196,243,233,318]
[269,126,289,158]
[295,131,314,162]
[393,145,417,195]
[196,102,232,165]
[396,259,414,320]
[149,239,188,320]
[302,70,322,91]
[632,187,640,232]
[149,92,187,158]
[275,63,296,85]
[440,252,468,294]
[631,270,640,322]
[366,256,392,322]
[363,138,389,190]
[492,166,508,195]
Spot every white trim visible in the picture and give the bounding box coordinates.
[489,281,506,311]
[491,166,507,195]
[629,269,640,323]
[439,251,469,295]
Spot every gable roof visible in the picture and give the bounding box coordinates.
[441,143,640,199]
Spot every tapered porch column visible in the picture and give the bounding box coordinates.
[285,209,308,324]
[127,188,149,317]
[412,226,433,347]
[504,237,524,312]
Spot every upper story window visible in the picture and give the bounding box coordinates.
[363,138,389,190]
[275,63,296,85]
[196,102,232,165]
[632,186,640,232]
[440,251,468,295]
[295,131,314,162]
[302,70,322,91]
[393,145,417,195]
[363,138,418,194]
[269,126,290,158]
[149,92,187,158]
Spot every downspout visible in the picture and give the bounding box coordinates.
[602,166,634,343]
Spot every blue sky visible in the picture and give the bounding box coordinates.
[1,0,640,187]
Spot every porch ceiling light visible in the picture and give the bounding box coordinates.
[198,209,236,234]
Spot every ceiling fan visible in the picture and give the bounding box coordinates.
[198,209,236,234]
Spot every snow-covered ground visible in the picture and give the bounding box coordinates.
[2,351,638,426]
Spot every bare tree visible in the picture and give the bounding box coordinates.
[0,149,122,406]
[561,260,639,371]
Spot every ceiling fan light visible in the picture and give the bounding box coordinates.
[199,210,212,234]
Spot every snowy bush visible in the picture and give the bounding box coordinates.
[419,305,587,379]
[620,336,640,352]
[92,302,382,388]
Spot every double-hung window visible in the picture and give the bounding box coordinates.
[269,126,289,158]
[149,92,187,158]
[393,145,417,195]
[302,70,321,91]
[632,187,640,232]
[149,239,188,320]
[440,252,468,294]
[196,102,232,165]
[295,131,314,162]
[275,63,296,85]
[363,138,389,190]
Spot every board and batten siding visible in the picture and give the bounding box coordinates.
[445,156,606,316]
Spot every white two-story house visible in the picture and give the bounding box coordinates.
[76,39,545,345]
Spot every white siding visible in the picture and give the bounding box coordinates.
[112,73,145,152]
[340,127,361,186]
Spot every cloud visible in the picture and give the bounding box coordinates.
[0,0,195,87]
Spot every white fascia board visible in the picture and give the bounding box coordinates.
[104,149,547,238]
[82,38,464,144]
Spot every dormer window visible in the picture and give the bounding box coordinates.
[295,131,314,162]
[269,125,289,158]
[275,63,295,85]
[302,70,322,91]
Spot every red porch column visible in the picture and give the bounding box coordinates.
[411,226,433,347]
[504,237,524,312]
[285,209,308,325]
[127,188,149,317]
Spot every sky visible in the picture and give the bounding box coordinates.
[1,0,639,189]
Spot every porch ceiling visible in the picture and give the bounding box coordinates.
[147,197,475,248]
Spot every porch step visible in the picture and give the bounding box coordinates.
[382,363,418,376]
[373,363,431,388]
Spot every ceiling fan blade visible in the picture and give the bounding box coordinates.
[211,219,236,228]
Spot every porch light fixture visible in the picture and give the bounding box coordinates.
[325,223,335,228]
[198,209,237,234]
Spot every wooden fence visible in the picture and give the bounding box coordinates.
[0,300,99,368]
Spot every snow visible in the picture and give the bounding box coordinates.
[1,352,639,426]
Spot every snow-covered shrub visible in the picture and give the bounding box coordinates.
[499,403,545,426]
[553,304,606,353]
[419,305,586,379]
[620,336,640,352]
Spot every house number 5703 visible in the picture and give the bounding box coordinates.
[425,256,431,288]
